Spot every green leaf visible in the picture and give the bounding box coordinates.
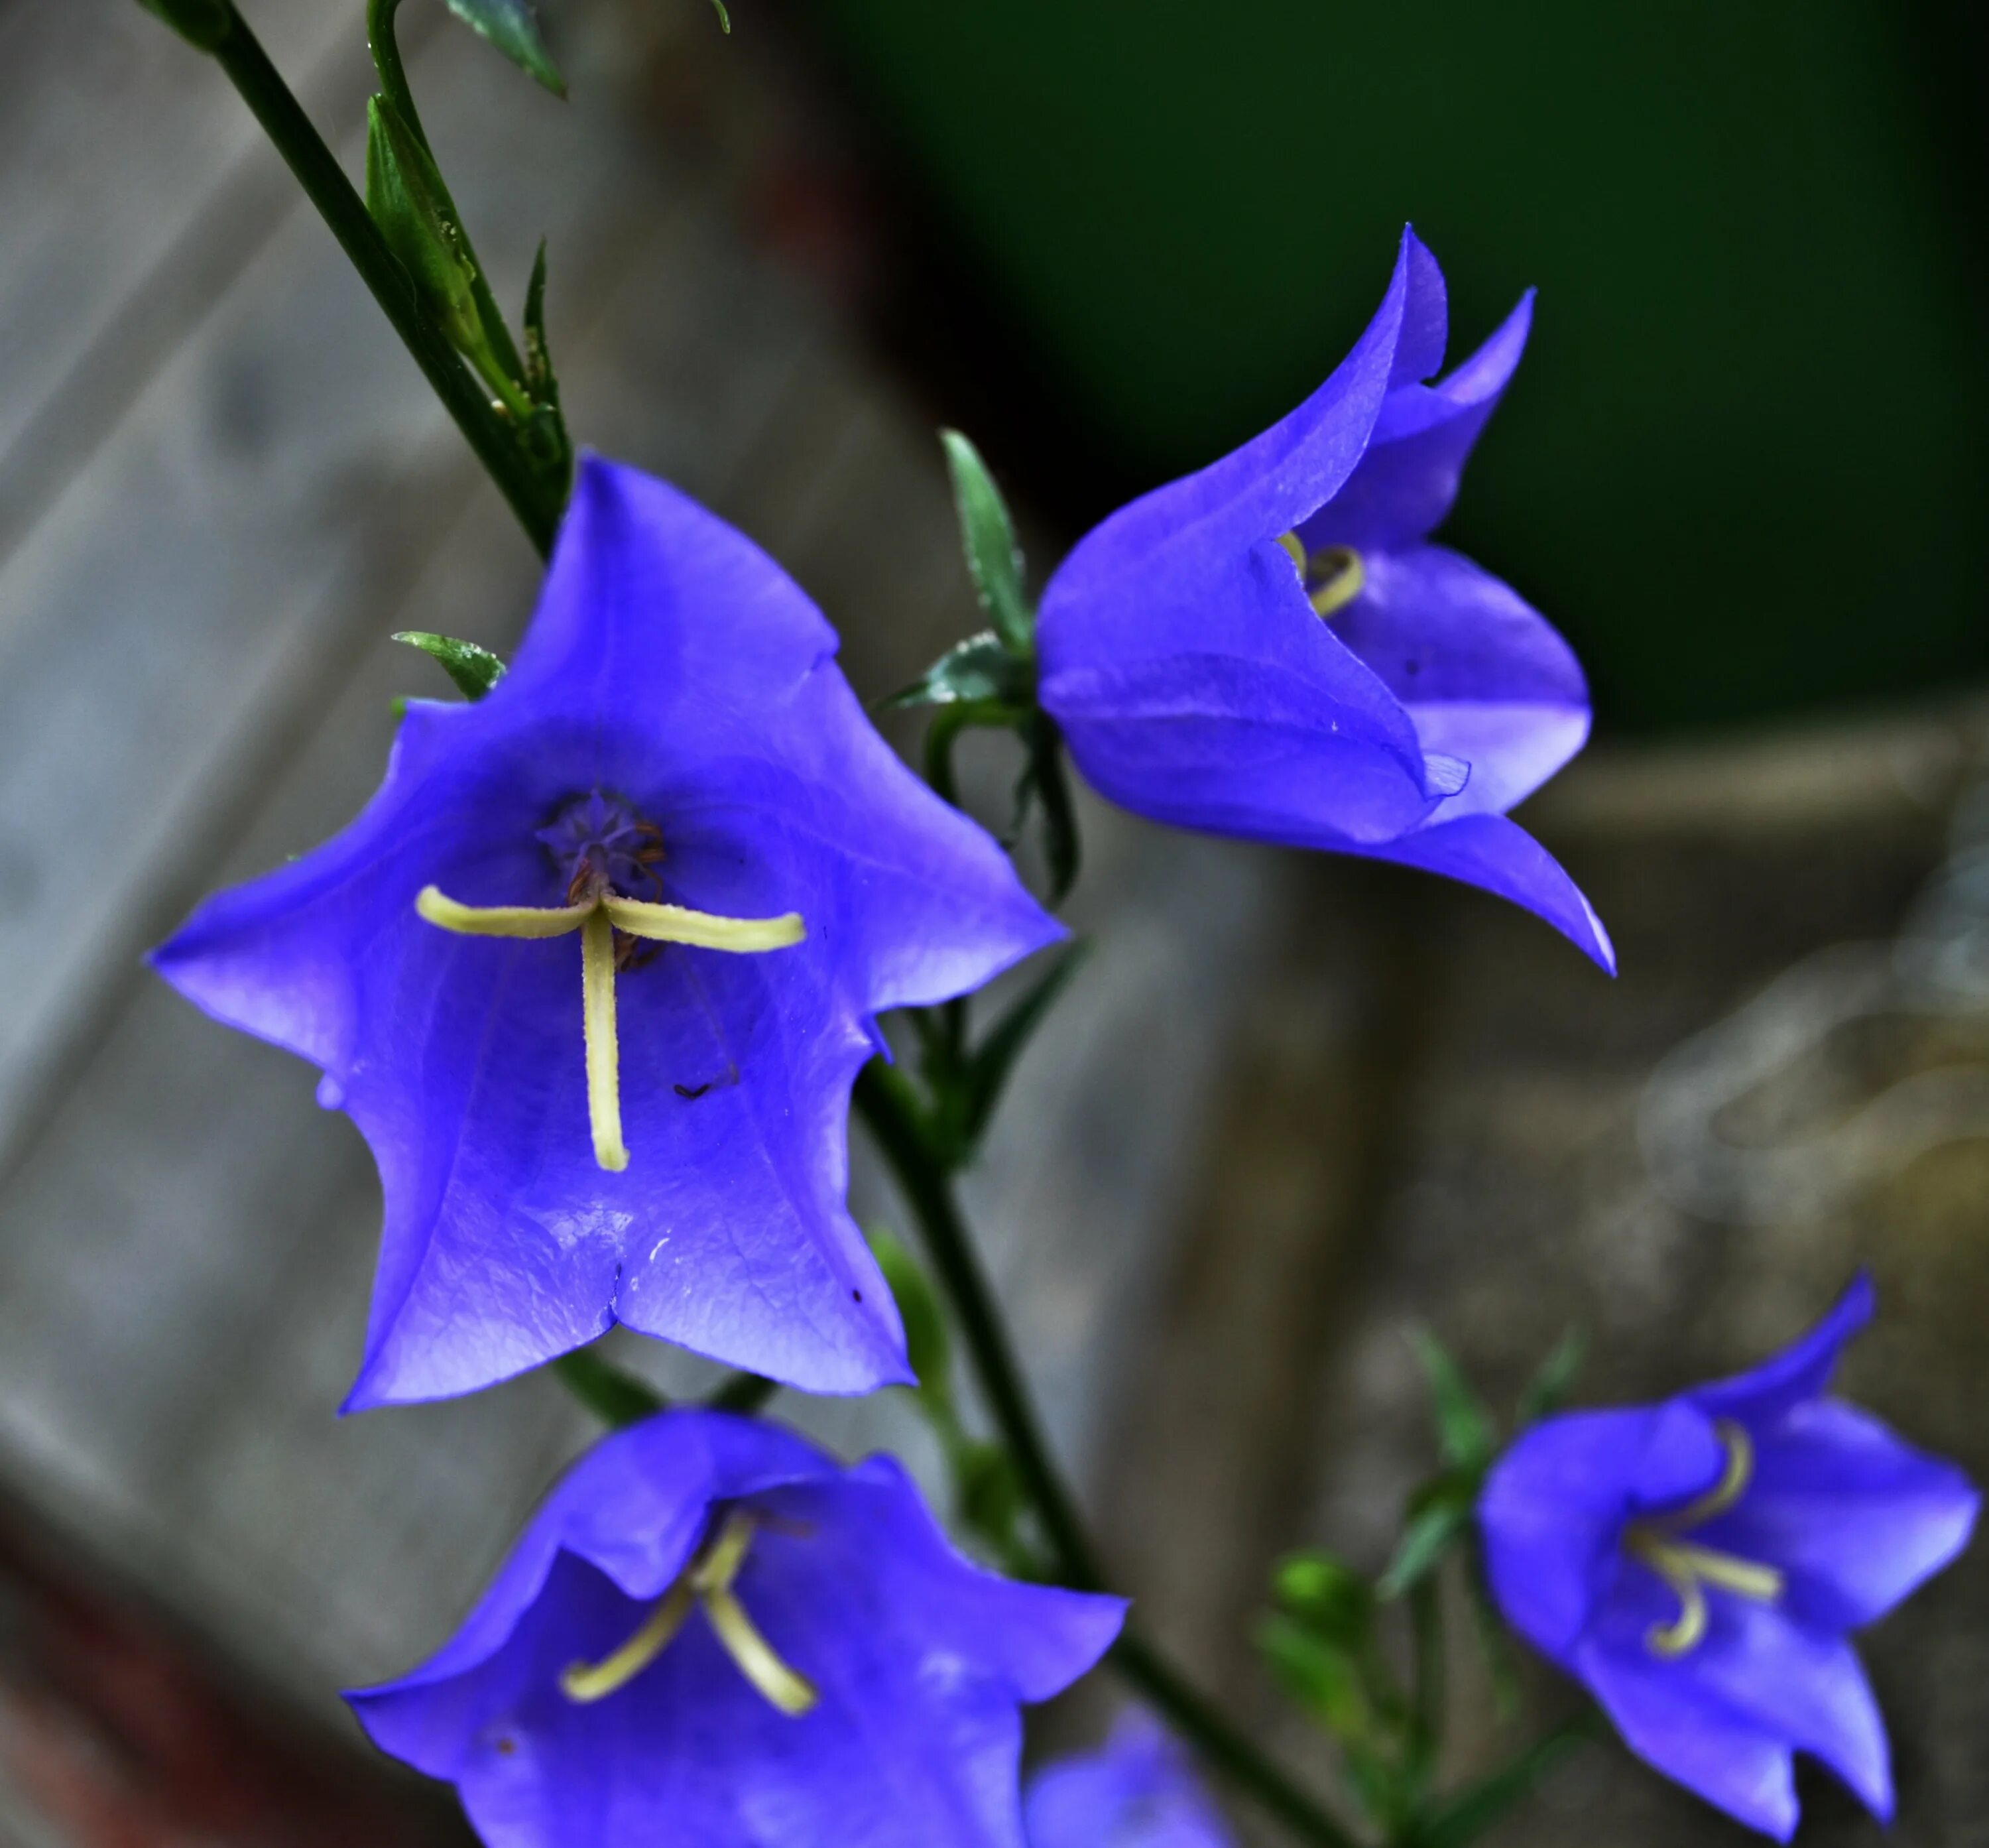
[393,630,508,700]
[941,430,1034,657]
[1378,1481,1474,1599]
[886,632,1029,712]
[1518,1325,1588,1428]
[135,0,233,49]
[523,241,558,400]
[956,945,1087,1152]
[1410,1328,1497,1471]
[442,0,566,94]
[1271,1548,1374,1647]
[1257,1614,1370,1740]
[868,1228,951,1398]
[709,0,733,30]
[366,95,487,357]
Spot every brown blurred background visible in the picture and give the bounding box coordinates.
[0,2,1983,1842]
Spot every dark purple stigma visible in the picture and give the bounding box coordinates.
[536,790,664,900]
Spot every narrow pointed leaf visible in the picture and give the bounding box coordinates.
[959,944,1087,1149]
[868,1228,951,1400]
[709,0,733,29]
[1410,1328,1496,1471]
[393,631,508,700]
[1377,1487,1473,1599]
[1517,1325,1587,1427]
[1415,1715,1596,1848]
[366,95,486,357]
[442,0,566,93]
[941,430,1034,656]
[885,632,1028,711]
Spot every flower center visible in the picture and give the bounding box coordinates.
[558,1510,817,1717]
[416,790,804,1172]
[1278,532,1366,620]
[1622,1418,1784,1658]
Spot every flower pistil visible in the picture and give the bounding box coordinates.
[416,859,803,1174]
[1276,531,1365,620]
[1623,1418,1784,1658]
[558,1509,819,1716]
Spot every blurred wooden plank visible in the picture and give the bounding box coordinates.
[0,0,373,560]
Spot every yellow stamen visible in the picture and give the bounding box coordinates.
[603,896,806,953]
[558,1578,697,1703]
[415,886,591,938]
[1624,1419,1785,1659]
[1274,533,1366,620]
[1305,544,1365,619]
[416,879,804,1173]
[581,907,628,1172]
[556,1512,818,1715]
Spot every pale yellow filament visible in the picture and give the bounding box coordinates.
[558,1512,818,1715]
[580,908,627,1171]
[1624,1419,1785,1659]
[415,883,806,1174]
[1275,532,1365,620]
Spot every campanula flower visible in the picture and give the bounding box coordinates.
[1025,1714,1231,1848]
[1480,1275,1976,1838]
[349,1410,1125,1848]
[1036,228,1610,971]
[152,457,1061,1407]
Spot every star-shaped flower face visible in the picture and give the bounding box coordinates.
[1025,1714,1231,1848]
[1480,1276,1978,1839]
[151,458,1063,1407]
[1036,227,1611,971]
[349,1411,1126,1848]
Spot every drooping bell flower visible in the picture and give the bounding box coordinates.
[1479,1274,1977,1839]
[1025,1713,1231,1848]
[1036,227,1611,971]
[349,1410,1126,1848]
[151,457,1062,1407]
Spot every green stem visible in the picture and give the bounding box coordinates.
[854,1058,1101,1589]
[182,5,562,554]
[552,1349,665,1427]
[853,1058,1363,1848]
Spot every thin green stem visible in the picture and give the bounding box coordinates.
[552,1349,666,1427]
[853,1058,1101,1589]
[853,1058,1363,1848]
[188,5,562,553]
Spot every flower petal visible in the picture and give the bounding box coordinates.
[353,1418,1123,1848]
[1699,1399,1979,1632]
[1332,544,1589,817]
[1355,812,1615,972]
[1575,1632,1799,1840]
[1481,1404,1720,1662]
[1299,290,1533,554]
[1025,1713,1232,1848]
[1690,1274,1876,1426]
[158,457,1060,1406]
[1038,228,1421,647]
[1585,1560,1892,1827]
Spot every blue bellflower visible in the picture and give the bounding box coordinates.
[1037,228,1611,971]
[349,1410,1126,1848]
[1025,1714,1232,1848]
[152,458,1061,1406]
[1480,1276,1977,1838]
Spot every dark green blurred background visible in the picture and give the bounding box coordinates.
[806,0,1989,733]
